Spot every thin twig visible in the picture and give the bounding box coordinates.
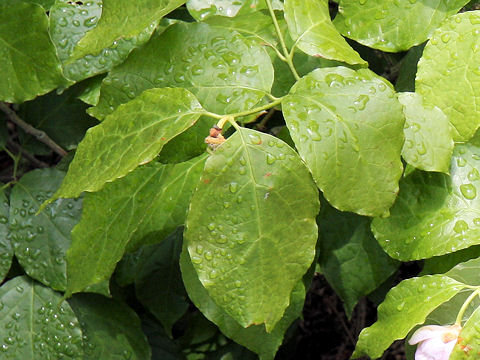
[255,108,276,131]
[7,140,49,168]
[0,102,67,157]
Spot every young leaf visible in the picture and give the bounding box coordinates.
[0,2,64,103]
[185,127,319,331]
[69,294,151,360]
[90,22,273,119]
[352,275,465,359]
[283,0,365,65]
[372,141,480,261]
[416,11,480,141]
[180,243,306,360]
[283,67,405,217]
[0,189,12,282]
[333,0,469,52]
[318,199,399,317]
[9,169,82,291]
[66,155,206,295]
[398,92,453,173]
[445,256,480,286]
[450,306,480,359]
[0,276,84,359]
[49,88,204,202]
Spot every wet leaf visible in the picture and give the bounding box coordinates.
[186,0,282,20]
[451,305,480,359]
[0,189,11,282]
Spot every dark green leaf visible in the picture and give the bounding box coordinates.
[421,246,480,275]
[0,189,11,282]
[395,44,424,92]
[185,127,319,331]
[283,67,404,216]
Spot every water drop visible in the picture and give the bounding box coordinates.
[377,83,387,92]
[324,73,344,88]
[229,182,238,193]
[248,134,262,145]
[453,220,468,234]
[441,33,451,43]
[396,302,405,311]
[457,158,467,167]
[204,251,213,261]
[266,154,276,165]
[460,184,477,200]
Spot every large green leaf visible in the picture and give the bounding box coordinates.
[0,189,11,282]
[284,0,365,65]
[69,0,184,62]
[66,155,206,295]
[69,294,151,359]
[416,11,480,141]
[421,246,480,275]
[0,3,64,103]
[318,199,399,317]
[283,67,404,217]
[90,22,273,120]
[185,127,319,331]
[48,88,204,203]
[445,257,480,286]
[0,276,83,359]
[352,275,465,359]
[0,0,55,9]
[451,305,480,359]
[186,0,282,20]
[180,243,306,360]
[333,0,469,52]
[135,228,188,337]
[398,92,453,173]
[9,169,81,291]
[372,141,480,261]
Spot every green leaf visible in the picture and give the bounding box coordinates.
[66,155,206,295]
[49,88,204,202]
[421,246,480,275]
[185,127,319,331]
[0,276,84,359]
[318,198,399,317]
[352,275,465,359]
[180,243,306,360]
[9,169,81,291]
[398,92,453,173]
[75,75,104,106]
[0,0,55,9]
[90,22,273,120]
[416,11,480,141]
[395,44,424,92]
[283,67,404,217]
[69,0,184,62]
[141,316,186,360]
[0,2,64,103]
[333,0,469,52]
[0,189,12,282]
[135,228,188,337]
[69,293,151,360]
[372,141,480,261]
[186,0,282,20]
[284,0,365,65]
[445,256,480,286]
[451,305,480,359]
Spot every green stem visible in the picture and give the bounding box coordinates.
[265,0,300,81]
[456,288,480,325]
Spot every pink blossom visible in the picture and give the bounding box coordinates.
[408,324,461,360]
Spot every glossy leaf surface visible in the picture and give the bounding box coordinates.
[398,92,453,173]
[451,305,480,359]
[334,0,469,52]
[352,275,464,359]
[9,169,82,291]
[50,88,204,202]
[0,189,11,282]
[0,3,64,103]
[372,141,480,261]
[186,0,282,20]
[283,67,404,216]
[0,276,83,359]
[69,294,151,359]
[91,22,273,119]
[185,127,319,331]
[66,155,206,295]
[416,11,480,141]
[284,0,365,65]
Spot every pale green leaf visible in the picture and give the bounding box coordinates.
[90,22,273,120]
[283,67,404,217]
[372,141,480,261]
[76,75,104,106]
[284,0,366,65]
[318,198,399,317]
[0,3,64,103]
[185,127,319,331]
[0,276,84,359]
[398,92,453,173]
[334,0,469,52]
[49,88,204,202]
[0,189,11,282]
[352,275,465,359]
[451,305,480,359]
[180,242,306,360]
[445,256,480,286]
[9,169,81,291]
[416,11,480,141]
[187,0,282,20]
[69,0,184,61]
[66,155,206,295]
[69,294,151,360]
